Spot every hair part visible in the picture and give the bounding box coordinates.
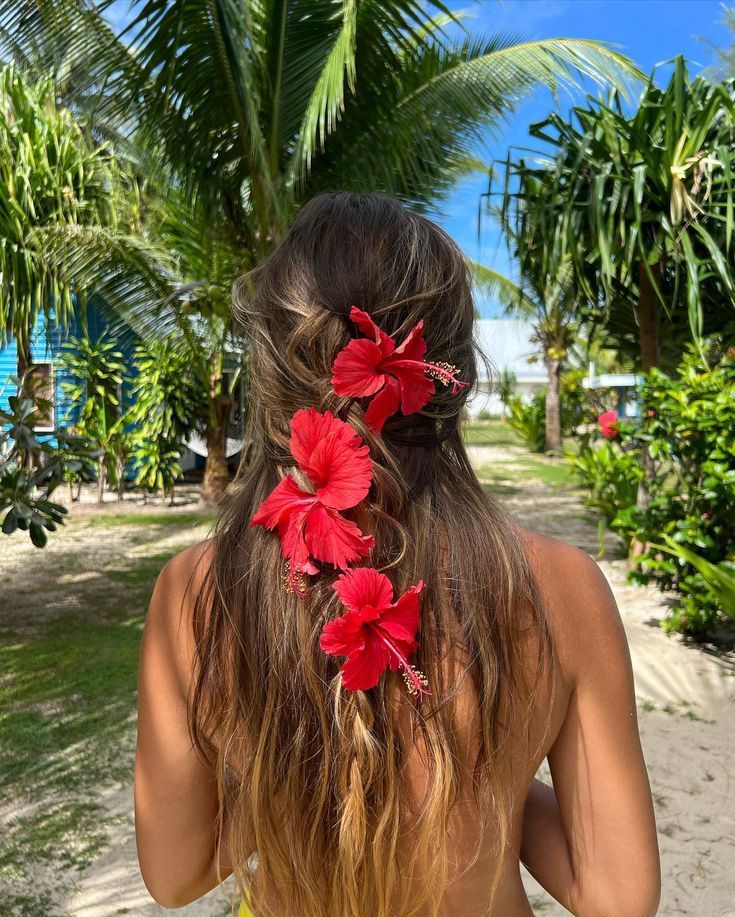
[189,192,554,917]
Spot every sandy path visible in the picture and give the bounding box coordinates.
[497,455,735,916]
[5,455,735,916]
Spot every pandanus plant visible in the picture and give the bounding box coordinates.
[0,65,116,391]
[500,57,735,374]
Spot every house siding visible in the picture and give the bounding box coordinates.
[0,311,71,426]
[0,303,138,432]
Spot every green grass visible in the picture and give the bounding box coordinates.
[106,551,187,586]
[0,507,209,914]
[476,455,578,493]
[0,609,147,913]
[463,417,580,495]
[462,417,524,447]
[84,510,215,528]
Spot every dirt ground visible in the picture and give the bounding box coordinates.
[2,451,734,917]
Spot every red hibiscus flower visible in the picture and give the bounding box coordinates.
[319,567,430,700]
[251,408,375,594]
[598,409,619,439]
[331,306,469,433]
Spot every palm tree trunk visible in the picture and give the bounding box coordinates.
[638,264,661,373]
[17,337,36,469]
[17,337,33,391]
[201,368,232,502]
[544,357,563,452]
[97,455,107,504]
[633,262,662,554]
[201,418,229,502]
[116,455,125,501]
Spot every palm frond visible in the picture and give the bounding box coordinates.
[469,261,534,314]
[305,35,640,208]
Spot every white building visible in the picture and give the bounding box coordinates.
[468,318,546,417]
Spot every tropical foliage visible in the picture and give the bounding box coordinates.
[568,342,735,635]
[476,227,582,452]
[507,392,546,453]
[60,334,130,502]
[0,0,637,496]
[613,343,735,634]
[505,57,735,372]
[0,383,97,544]
[494,58,735,628]
[0,65,116,383]
[0,1,637,239]
[128,339,207,503]
[496,368,517,420]
[651,538,735,620]
[567,440,643,525]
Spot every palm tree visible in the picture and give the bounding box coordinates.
[133,189,247,501]
[473,257,579,453]
[0,65,116,392]
[496,368,516,422]
[1,0,639,497]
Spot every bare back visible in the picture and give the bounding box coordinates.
[135,529,660,915]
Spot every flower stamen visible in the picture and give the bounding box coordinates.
[390,358,470,395]
[369,623,431,701]
[283,561,307,598]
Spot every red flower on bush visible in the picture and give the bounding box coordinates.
[331,306,469,433]
[251,408,374,594]
[598,409,619,439]
[319,567,430,699]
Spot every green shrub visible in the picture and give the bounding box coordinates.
[560,368,595,436]
[567,440,642,524]
[507,392,545,452]
[614,344,735,635]
[0,384,98,545]
[128,339,206,501]
[566,342,735,635]
[649,537,735,630]
[130,439,182,503]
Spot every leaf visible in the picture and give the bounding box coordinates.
[29,521,48,548]
[2,509,17,534]
[651,538,735,617]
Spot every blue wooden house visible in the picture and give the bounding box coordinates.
[1,309,244,474]
[0,305,137,440]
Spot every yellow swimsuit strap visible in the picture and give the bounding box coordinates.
[239,890,255,917]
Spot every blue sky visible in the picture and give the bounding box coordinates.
[436,0,733,314]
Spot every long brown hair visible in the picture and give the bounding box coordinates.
[189,192,553,917]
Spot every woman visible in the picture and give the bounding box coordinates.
[135,192,661,917]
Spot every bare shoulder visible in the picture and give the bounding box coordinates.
[156,539,214,592]
[143,540,215,695]
[519,529,627,682]
[521,529,610,597]
[150,540,215,619]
